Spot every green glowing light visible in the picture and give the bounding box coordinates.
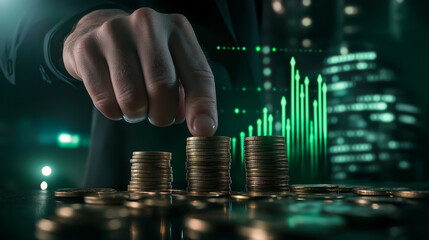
[256,46,261,52]
[234,108,240,114]
[242,109,246,114]
[57,133,80,148]
[304,76,310,162]
[286,118,291,162]
[323,82,328,168]
[242,46,246,51]
[272,47,277,52]
[248,125,253,137]
[217,46,220,50]
[242,87,246,91]
[313,100,319,176]
[237,47,240,50]
[317,74,323,166]
[273,88,277,91]
[240,132,245,166]
[263,107,268,136]
[281,96,287,137]
[232,137,237,162]
[268,114,274,136]
[41,166,52,176]
[257,119,262,136]
[257,87,262,91]
[223,46,226,50]
[290,57,296,161]
[300,85,305,169]
[232,47,235,50]
[310,121,314,178]
[295,70,300,158]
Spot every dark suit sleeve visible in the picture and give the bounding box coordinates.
[0,0,133,87]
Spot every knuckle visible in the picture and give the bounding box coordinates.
[116,87,144,109]
[130,8,159,36]
[171,14,192,31]
[131,8,156,26]
[97,18,123,37]
[146,74,176,94]
[189,68,215,85]
[92,92,115,112]
[74,36,96,56]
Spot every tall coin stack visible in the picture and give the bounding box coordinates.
[186,136,232,196]
[128,151,173,192]
[244,136,289,193]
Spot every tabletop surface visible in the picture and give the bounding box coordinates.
[1,188,429,240]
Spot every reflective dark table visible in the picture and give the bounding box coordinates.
[1,187,429,240]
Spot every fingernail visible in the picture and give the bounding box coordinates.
[193,114,215,134]
[123,107,147,123]
[114,117,123,121]
[148,117,176,126]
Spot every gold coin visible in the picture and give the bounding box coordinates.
[244,136,284,141]
[186,191,230,197]
[54,188,117,198]
[391,190,429,199]
[187,136,231,141]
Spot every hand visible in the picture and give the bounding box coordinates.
[63,8,217,136]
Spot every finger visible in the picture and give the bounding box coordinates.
[130,8,179,127]
[174,82,186,124]
[73,36,122,120]
[97,18,148,123]
[168,14,217,136]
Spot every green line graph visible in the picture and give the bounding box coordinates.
[232,57,328,178]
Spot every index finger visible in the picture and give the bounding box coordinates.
[168,14,218,136]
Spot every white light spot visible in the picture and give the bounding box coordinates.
[40,181,48,190]
[41,166,52,176]
[301,17,312,27]
[302,0,311,7]
[344,6,358,15]
[302,39,312,48]
[272,0,285,14]
[263,81,272,90]
[263,67,272,77]
[58,134,72,143]
[262,46,271,54]
[340,46,349,55]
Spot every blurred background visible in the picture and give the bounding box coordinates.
[0,0,428,190]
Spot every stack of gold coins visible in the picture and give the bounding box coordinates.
[244,136,289,193]
[128,151,173,192]
[186,136,231,196]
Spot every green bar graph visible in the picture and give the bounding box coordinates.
[281,97,287,137]
[231,137,237,162]
[310,121,314,178]
[240,131,245,166]
[231,56,328,179]
[257,119,262,136]
[263,107,268,136]
[248,125,253,137]
[295,70,300,159]
[286,118,291,162]
[300,84,304,168]
[313,100,319,177]
[290,58,296,159]
[317,74,323,160]
[304,76,310,162]
[323,83,328,171]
